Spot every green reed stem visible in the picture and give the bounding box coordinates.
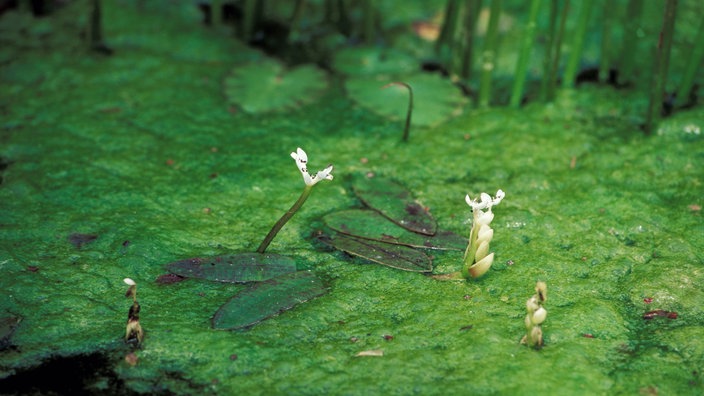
[362,0,375,43]
[645,0,677,135]
[460,0,483,81]
[257,185,313,254]
[562,0,594,88]
[479,0,501,107]
[618,0,644,86]
[675,18,704,107]
[510,0,542,108]
[547,0,568,100]
[539,0,558,102]
[598,0,612,82]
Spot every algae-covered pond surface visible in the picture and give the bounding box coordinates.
[1,1,703,395]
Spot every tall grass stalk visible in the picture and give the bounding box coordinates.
[547,0,569,101]
[479,0,502,107]
[539,0,558,101]
[675,18,704,107]
[645,0,677,135]
[598,0,612,82]
[509,0,542,108]
[618,0,644,86]
[562,0,594,88]
[460,0,482,81]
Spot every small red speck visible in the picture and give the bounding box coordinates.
[667,312,678,319]
[688,204,701,212]
[210,173,218,179]
[166,159,175,166]
[360,157,368,164]
[27,266,39,272]
[383,334,394,341]
[124,352,138,366]
[506,260,514,266]
[463,134,471,140]
[203,207,212,214]
[582,333,594,338]
[643,297,653,304]
[463,295,472,300]
[228,106,238,114]
[230,354,238,361]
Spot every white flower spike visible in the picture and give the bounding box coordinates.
[291,147,334,186]
[465,189,505,212]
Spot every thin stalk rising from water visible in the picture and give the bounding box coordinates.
[539,0,558,102]
[257,186,313,254]
[562,0,594,88]
[618,0,644,86]
[645,0,677,135]
[510,0,542,107]
[675,17,704,107]
[479,0,502,107]
[547,0,569,100]
[383,82,414,142]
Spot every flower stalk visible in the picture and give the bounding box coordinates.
[462,189,505,279]
[256,148,333,253]
[521,281,548,349]
[124,278,144,347]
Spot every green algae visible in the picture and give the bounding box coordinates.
[0,1,703,395]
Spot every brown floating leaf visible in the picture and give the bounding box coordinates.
[352,175,437,236]
[323,209,465,250]
[318,233,432,273]
[166,253,296,283]
[212,271,328,330]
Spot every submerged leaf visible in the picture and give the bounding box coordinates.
[332,46,417,76]
[212,271,327,330]
[323,209,465,250]
[318,233,432,273]
[345,72,468,127]
[224,58,328,113]
[166,253,296,283]
[352,175,437,236]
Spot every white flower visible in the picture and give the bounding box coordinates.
[465,189,505,212]
[291,147,334,186]
[123,278,136,286]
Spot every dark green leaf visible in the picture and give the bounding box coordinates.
[318,233,432,273]
[212,271,328,330]
[352,175,437,235]
[166,253,296,283]
[323,209,466,250]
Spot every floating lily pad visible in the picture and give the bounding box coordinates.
[224,58,328,113]
[212,271,328,330]
[318,233,432,273]
[352,175,437,236]
[166,253,296,283]
[345,72,468,127]
[323,209,466,250]
[332,46,418,76]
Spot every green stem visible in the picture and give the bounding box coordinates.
[598,0,612,82]
[539,0,558,102]
[509,0,542,108]
[618,0,644,86]
[256,185,312,253]
[437,0,461,74]
[562,0,594,88]
[241,0,257,42]
[383,82,413,142]
[645,0,677,135]
[675,17,704,107]
[361,0,375,43]
[479,0,501,107]
[461,216,480,278]
[460,0,483,81]
[547,0,568,101]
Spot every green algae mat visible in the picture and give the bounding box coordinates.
[1,1,703,395]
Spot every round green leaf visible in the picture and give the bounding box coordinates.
[332,46,417,76]
[224,58,329,113]
[345,72,468,127]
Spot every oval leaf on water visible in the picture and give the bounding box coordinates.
[345,72,468,127]
[352,175,437,236]
[166,253,296,283]
[318,233,432,273]
[224,57,328,113]
[332,46,417,76]
[212,271,327,330]
[323,209,466,250]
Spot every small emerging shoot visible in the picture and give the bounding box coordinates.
[462,189,505,279]
[521,281,547,349]
[256,148,334,253]
[382,82,413,142]
[123,278,144,347]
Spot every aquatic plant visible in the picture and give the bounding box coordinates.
[123,278,143,347]
[462,189,505,279]
[521,281,548,349]
[256,148,334,254]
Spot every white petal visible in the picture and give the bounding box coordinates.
[477,224,493,242]
[475,209,494,225]
[124,278,136,286]
[469,252,494,278]
[474,239,490,261]
[531,307,547,325]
